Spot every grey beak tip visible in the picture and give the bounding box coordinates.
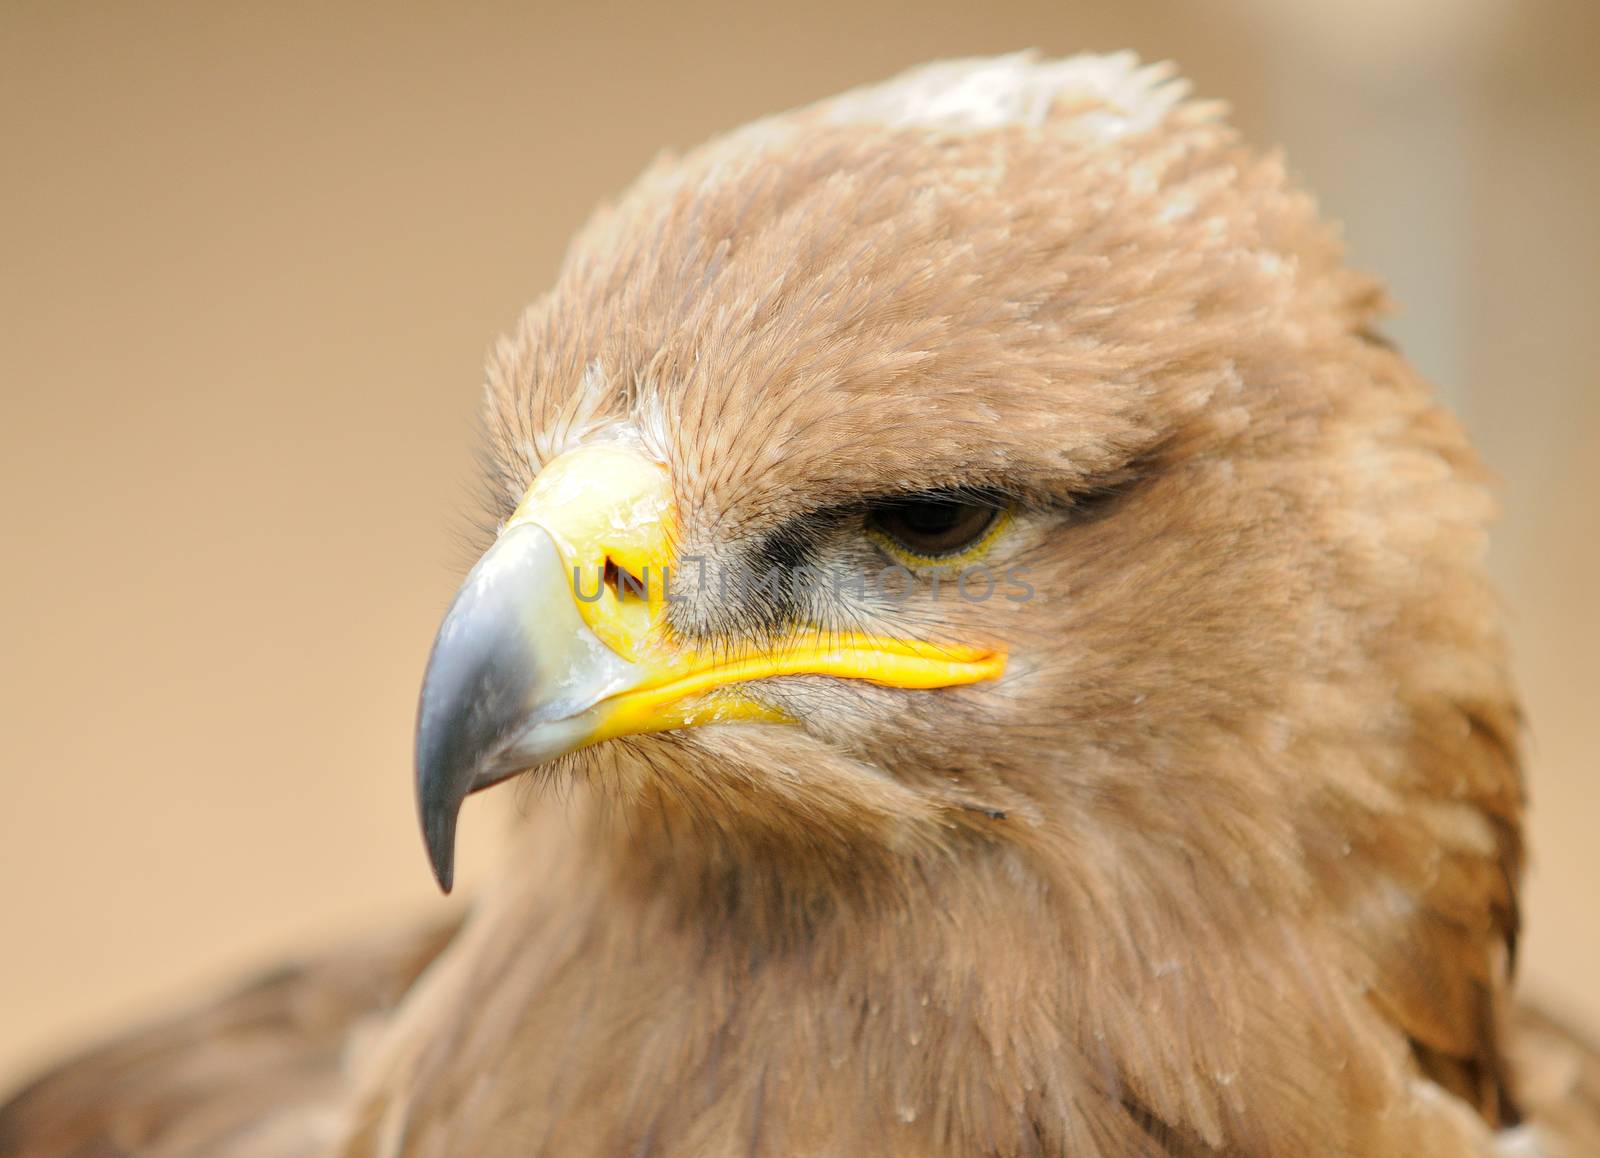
[417,693,473,895]
[427,854,455,894]
[421,797,458,894]
[415,646,474,897]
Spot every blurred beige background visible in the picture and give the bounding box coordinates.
[2,0,1595,1088]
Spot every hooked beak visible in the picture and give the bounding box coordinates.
[414,443,1004,892]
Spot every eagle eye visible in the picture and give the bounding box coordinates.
[866,496,1003,560]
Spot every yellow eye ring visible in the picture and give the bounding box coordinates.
[866,505,1011,570]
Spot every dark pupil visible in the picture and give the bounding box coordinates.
[900,501,965,534]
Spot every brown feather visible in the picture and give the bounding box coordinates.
[0,921,456,1158]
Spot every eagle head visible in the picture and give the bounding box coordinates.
[413,56,1519,1131]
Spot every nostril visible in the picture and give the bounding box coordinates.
[603,557,649,602]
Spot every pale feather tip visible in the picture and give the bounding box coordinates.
[819,50,1201,140]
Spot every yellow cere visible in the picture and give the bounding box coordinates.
[503,442,677,657]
